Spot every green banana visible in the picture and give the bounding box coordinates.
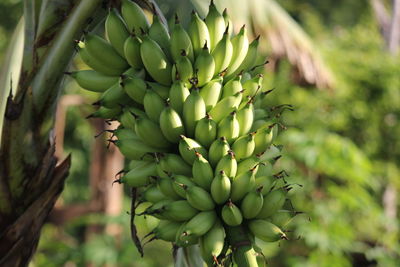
[143,88,165,122]
[185,185,215,211]
[142,200,172,219]
[140,185,167,203]
[156,161,170,178]
[270,210,297,228]
[192,152,214,190]
[121,74,147,104]
[183,210,217,236]
[221,201,243,226]
[175,222,199,247]
[114,138,160,160]
[211,26,233,75]
[199,76,223,111]
[205,1,225,50]
[237,100,254,136]
[170,15,194,62]
[67,70,118,92]
[162,200,199,221]
[230,167,256,202]
[147,82,170,99]
[225,25,249,76]
[208,137,230,167]
[199,220,225,263]
[194,114,217,148]
[221,74,242,99]
[120,106,147,128]
[148,220,182,242]
[236,155,260,176]
[99,82,131,108]
[134,115,171,149]
[124,34,143,69]
[256,189,287,219]
[241,72,252,83]
[209,91,242,122]
[149,15,171,60]
[129,159,148,169]
[105,8,130,57]
[158,153,192,177]
[78,43,123,76]
[140,35,172,85]
[222,8,233,36]
[183,88,206,137]
[172,175,195,198]
[114,127,137,140]
[88,106,121,119]
[169,80,190,115]
[226,35,259,80]
[255,86,277,108]
[159,105,185,143]
[194,43,215,87]
[253,109,268,121]
[248,220,286,242]
[84,33,129,72]
[217,111,240,144]
[125,67,146,78]
[232,132,256,160]
[240,187,264,219]
[233,246,259,267]
[255,160,273,177]
[253,125,275,155]
[157,177,182,200]
[210,170,231,204]
[121,0,150,33]
[254,175,273,195]
[144,201,171,215]
[250,119,268,132]
[188,11,210,56]
[171,50,193,87]
[117,161,156,187]
[178,135,208,165]
[242,74,263,99]
[140,207,162,232]
[215,150,237,178]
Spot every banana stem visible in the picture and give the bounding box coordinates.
[174,245,204,267]
[226,226,259,267]
[31,0,104,112]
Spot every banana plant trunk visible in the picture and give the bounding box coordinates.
[0,1,105,265]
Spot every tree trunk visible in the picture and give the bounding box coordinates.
[371,0,400,54]
[0,1,104,266]
[389,0,400,54]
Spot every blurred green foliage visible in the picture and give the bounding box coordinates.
[281,0,369,28]
[1,0,399,266]
[261,8,400,267]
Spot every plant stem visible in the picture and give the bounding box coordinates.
[227,226,259,267]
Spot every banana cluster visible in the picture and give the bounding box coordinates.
[69,1,296,266]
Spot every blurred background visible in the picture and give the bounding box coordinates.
[1,0,399,266]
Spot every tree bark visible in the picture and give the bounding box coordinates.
[371,0,400,54]
[389,0,400,54]
[0,1,104,266]
[371,0,392,43]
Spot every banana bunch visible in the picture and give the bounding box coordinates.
[69,1,297,266]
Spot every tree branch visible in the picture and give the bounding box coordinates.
[389,0,400,54]
[371,0,392,45]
